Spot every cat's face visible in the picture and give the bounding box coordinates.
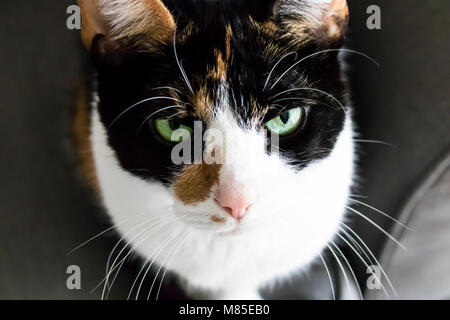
[84,0,354,288]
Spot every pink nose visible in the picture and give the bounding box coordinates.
[214,187,253,221]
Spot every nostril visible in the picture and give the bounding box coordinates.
[214,199,233,215]
[223,206,233,216]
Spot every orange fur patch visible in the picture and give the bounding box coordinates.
[210,215,226,223]
[177,20,199,45]
[206,25,233,81]
[112,0,175,48]
[208,50,228,80]
[78,0,175,50]
[73,82,99,192]
[323,0,349,43]
[225,24,233,60]
[191,86,214,121]
[173,164,222,205]
[283,0,349,46]
[78,0,107,49]
[249,95,267,125]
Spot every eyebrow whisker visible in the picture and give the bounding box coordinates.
[173,26,194,95]
[136,105,185,134]
[269,48,379,91]
[263,51,298,92]
[151,86,184,95]
[108,97,184,130]
[272,88,347,114]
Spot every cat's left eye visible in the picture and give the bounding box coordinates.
[154,118,193,143]
[265,107,305,136]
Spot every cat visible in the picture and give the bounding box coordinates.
[76,0,354,300]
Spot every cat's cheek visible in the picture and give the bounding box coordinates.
[251,115,354,241]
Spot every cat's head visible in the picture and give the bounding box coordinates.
[80,0,353,242]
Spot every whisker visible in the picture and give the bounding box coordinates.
[100,218,162,299]
[349,198,414,231]
[108,97,184,130]
[339,223,397,296]
[340,226,374,266]
[102,218,157,295]
[269,48,379,91]
[155,234,186,300]
[241,94,248,118]
[330,240,363,300]
[319,252,336,300]
[263,51,298,92]
[353,139,396,148]
[271,88,311,100]
[230,86,238,108]
[90,220,160,294]
[92,257,127,294]
[104,220,165,299]
[327,244,352,298]
[270,96,330,106]
[335,231,391,298]
[99,213,174,296]
[272,88,347,114]
[67,211,150,255]
[173,26,194,94]
[349,194,369,199]
[271,97,335,117]
[136,105,184,134]
[345,205,407,250]
[167,111,188,120]
[149,233,186,300]
[102,229,153,298]
[130,231,179,300]
[151,86,183,95]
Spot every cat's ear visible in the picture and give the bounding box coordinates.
[77,0,175,51]
[274,0,349,47]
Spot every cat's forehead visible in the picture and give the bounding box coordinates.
[165,18,312,125]
[174,14,290,65]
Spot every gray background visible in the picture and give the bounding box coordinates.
[0,1,448,299]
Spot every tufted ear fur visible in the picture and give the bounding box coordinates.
[77,0,175,51]
[274,0,349,47]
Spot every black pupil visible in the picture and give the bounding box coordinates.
[280,111,290,124]
[168,119,181,131]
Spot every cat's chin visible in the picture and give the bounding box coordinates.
[184,222,250,238]
[217,227,241,237]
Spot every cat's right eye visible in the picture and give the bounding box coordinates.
[154,118,193,143]
[265,107,305,136]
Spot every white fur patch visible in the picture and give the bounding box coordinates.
[277,0,333,27]
[97,0,174,42]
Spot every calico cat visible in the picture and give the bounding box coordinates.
[76,0,354,299]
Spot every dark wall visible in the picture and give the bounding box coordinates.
[347,0,449,257]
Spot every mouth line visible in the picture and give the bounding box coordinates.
[218,226,242,237]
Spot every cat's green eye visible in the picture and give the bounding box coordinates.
[265,107,304,136]
[154,119,193,143]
